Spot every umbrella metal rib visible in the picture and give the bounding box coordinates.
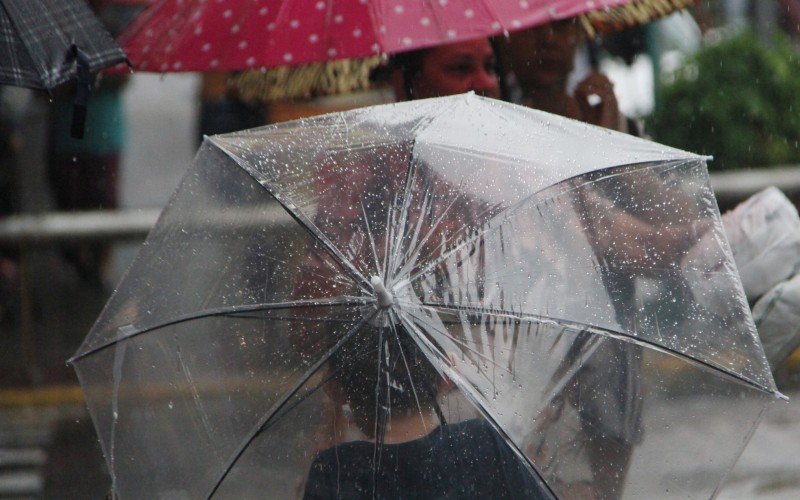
[396,302,777,498]
[414,302,777,396]
[395,309,558,500]
[403,158,693,288]
[214,142,375,296]
[206,309,381,499]
[67,296,375,364]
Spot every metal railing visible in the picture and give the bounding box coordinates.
[2,167,798,246]
[709,166,800,210]
[0,209,161,387]
[0,208,161,246]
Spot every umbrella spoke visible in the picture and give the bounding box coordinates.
[389,104,472,283]
[395,310,557,500]
[69,297,374,363]
[206,309,380,499]
[361,199,383,280]
[417,302,776,395]
[214,138,374,294]
[395,302,777,500]
[383,188,398,281]
[387,158,427,281]
[388,310,430,435]
[267,197,373,295]
[404,180,540,286]
[402,159,665,288]
[392,191,462,283]
[386,153,420,283]
[398,301,508,380]
[372,324,386,496]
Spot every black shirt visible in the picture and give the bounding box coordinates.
[303,419,550,499]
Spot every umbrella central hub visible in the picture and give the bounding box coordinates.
[370,276,394,309]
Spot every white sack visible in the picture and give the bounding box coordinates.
[753,273,800,368]
[685,187,800,310]
[722,187,800,300]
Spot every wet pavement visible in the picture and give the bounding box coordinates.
[717,392,800,499]
[0,391,797,498]
[0,403,107,499]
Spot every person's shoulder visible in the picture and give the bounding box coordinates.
[311,440,372,468]
[305,441,373,500]
[445,417,496,435]
[439,418,503,448]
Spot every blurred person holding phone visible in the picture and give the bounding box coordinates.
[499,19,640,134]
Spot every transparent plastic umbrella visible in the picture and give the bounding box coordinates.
[71,94,780,499]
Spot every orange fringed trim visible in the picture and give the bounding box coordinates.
[234,57,382,104]
[580,0,696,37]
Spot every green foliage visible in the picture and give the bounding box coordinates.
[649,30,800,170]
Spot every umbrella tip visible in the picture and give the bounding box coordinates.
[370,276,394,309]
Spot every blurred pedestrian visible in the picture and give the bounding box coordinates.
[45,0,134,289]
[499,19,641,134]
[197,71,266,143]
[47,72,128,288]
[498,20,652,497]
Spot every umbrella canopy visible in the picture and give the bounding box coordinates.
[119,0,694,73]
[71,94,778,499]
[122,0,695,101]
[0,0,126,90]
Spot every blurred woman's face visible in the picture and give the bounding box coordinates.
[503,20,582,90]
[410,39,501,99]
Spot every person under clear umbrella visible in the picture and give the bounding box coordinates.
[292,40,512,498]
[384,35,640,498]
[304,325,549,499]
[496,19,702,498]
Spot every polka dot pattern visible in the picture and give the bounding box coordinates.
[121,0,636,72]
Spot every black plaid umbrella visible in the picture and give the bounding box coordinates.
[0,0,127,136]
[0,0,126,89]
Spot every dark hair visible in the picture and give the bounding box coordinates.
[388,48,431,100]
[329,324,442,437]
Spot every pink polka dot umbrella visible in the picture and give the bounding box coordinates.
[118,0,695,73]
